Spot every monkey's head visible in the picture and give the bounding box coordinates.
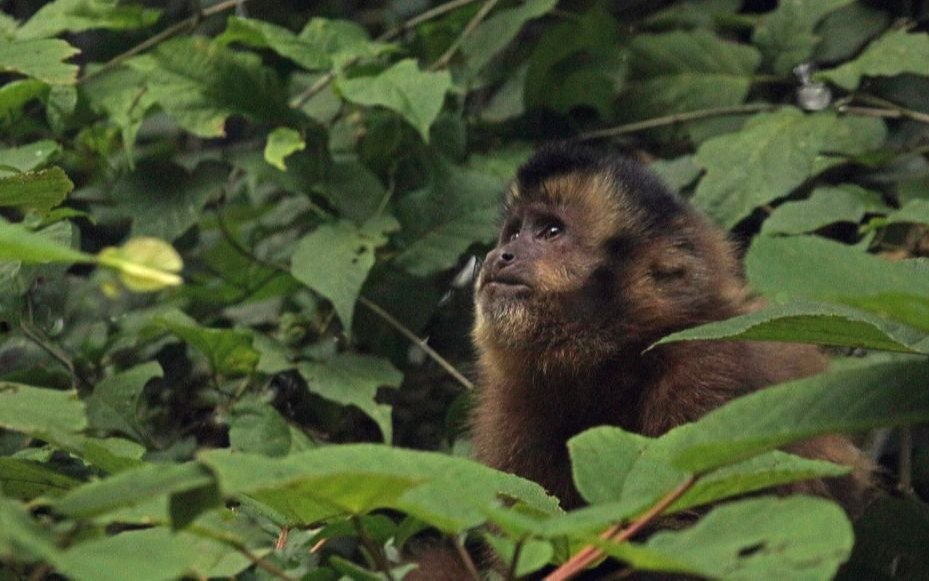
[473,144,748,363]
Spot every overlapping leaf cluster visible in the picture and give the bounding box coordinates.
[1,1,929,579]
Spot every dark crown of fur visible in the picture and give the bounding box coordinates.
[515,143,687,228]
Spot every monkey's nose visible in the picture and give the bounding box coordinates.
[500,251,515,263]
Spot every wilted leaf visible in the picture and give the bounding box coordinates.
[298,353,403,442]
[291,215,399,331]
[337,59,452,141]
[0,39,80,85]
[0,167,73,213]
[97,237,183,292]
[818,29,929,90]
[263,127,305,170]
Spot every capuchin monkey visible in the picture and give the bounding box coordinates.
[408,144,873,579]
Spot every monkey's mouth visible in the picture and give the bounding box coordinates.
[481,275,532,296]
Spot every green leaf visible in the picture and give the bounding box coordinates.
[0,39,79,85]
[485,534,554,578]
[0,79,49,124]
[337,59,452,141]
[16,0,160,40]
[219,16,389,71]
[394,163,504,276]
[0,167,73,213]
[201,446,559,532]
[83,68,156,163]
[649,155,701,192]
[813,3,891,63]
[0,458,82,499]
[746,235,929,332]
[752,0,854,75]
[264,127,305,171]
[154,309,259,376]
[0,221,89,265]
[882,198,929,227]
[85,362,163,442]
[662,359,929,472]
[693,109,885,228]
[605,497,852,579]
[228,398,293,457]
[0,140,59,174]
[0,383,87,438]
[818,29,929,90]
[291,215,399,331]
[625,30,761,116]
[461,0,557,73]
[54,462,214,518]
[298,353,403,443]
[55,527,236,581]
[0,496,57,562]
[762,185,888,234]
[126,36,291,137]
[655,300,929,354]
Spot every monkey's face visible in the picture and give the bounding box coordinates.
[473,167,745,359]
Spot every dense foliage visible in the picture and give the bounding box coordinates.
[2,0,929,579]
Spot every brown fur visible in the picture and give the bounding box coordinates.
[471,155,874,514]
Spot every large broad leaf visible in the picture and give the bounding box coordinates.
[762,185,888,234]
[746,235,929,332]
[54,527,241,581]
[0,383,86,438]
[153,309,259,376]
[817,29,929,90]
[0,39,79,85]
[219,16,390,71]
[201,445,560,533]
[0,496,58,562]
[85,362,163,443]
[291,214,399,331]
[126,36,292,137]
[228,397,299,457]
[655,300,929,354]
[692,109,886,228]
[461,0,558,73]
[16,0,160,40]
[604,497,852,580]
[394,163,504,276]
[661,359,929,472]
[752,0,854,75]
[54,462,214,519]
[298,353,403,443]
[625,30,761,116]
[0,167,72,213]
[0,140,59,174]
[337,59,452,142]
[83,67,156,162]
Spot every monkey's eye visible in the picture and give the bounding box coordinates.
[539,222,564,240]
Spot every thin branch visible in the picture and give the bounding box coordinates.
[353,516,396,581]
[78,0,246,83]
[190,525,295,581]
[19,293,89,389]
[452,535,481,581]
[429,0,502,71]
[577,104,779,141]
[838,105,929,125]
[544,476,697,581]
[505,537,526,581]
[899,425,915,495]
[855,93,929,125]
[290,0,480,108]
[358,296,475,391]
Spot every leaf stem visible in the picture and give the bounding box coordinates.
[452,535,482,581]
[544,475,697,581]
[505,537,526,581]
[577,104,779,141]
[189,524,295,581]
[429,0,502,71]
[839,104,929,125]
[358,296,475,391]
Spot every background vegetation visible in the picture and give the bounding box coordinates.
[2,0,929,578]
